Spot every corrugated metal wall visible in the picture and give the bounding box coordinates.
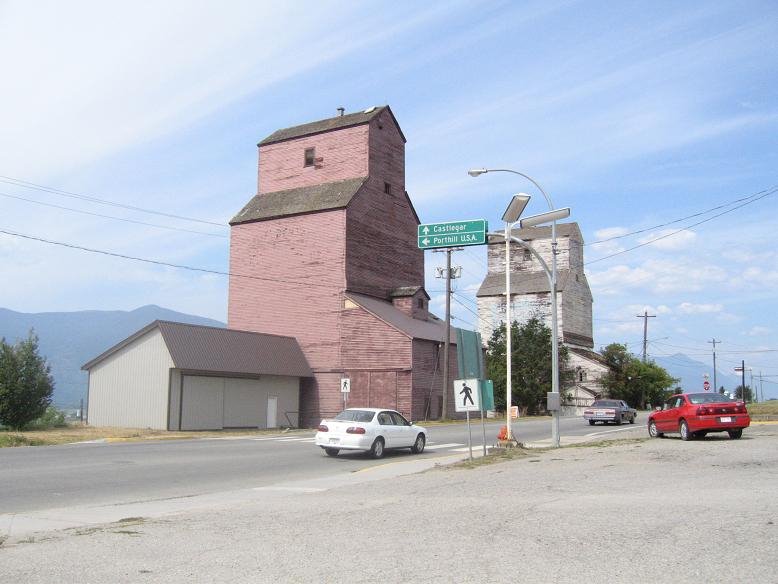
[88,329,173,429]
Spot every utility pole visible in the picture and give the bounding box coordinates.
[434,248,462,420]
[636,310,656,362]
[708,338,720,392]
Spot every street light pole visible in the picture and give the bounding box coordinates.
[500,194,531,444]
[469,168,564,447]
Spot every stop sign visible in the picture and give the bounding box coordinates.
[704,381,711,391]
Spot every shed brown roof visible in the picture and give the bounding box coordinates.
[230,177,367,225]
[83,321,312,378]
[258,106,405,146]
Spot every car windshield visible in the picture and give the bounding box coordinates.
[592,400,620,407]
[687,393,736,404]
[334,409,375,423]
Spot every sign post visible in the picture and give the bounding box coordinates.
[418,220,488,250]
[340,377,350,409]
[454,379,481,460]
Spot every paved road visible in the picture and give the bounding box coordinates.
[0,415,641,514]
[1,423,773,583]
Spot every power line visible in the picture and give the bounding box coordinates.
[585,186,776,246]
[585,187,777,266]
[0,175,226,227]
[0,227,342,290]
[0,191,227,238]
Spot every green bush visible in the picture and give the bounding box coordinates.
[26,406,68,430]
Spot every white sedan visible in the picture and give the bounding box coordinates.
[315,408,427,459]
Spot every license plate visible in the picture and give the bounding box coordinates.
[329,438,340,444]
[596,412,606,417]
[720,416,732,423]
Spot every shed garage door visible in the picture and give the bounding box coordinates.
[179,375,293,430]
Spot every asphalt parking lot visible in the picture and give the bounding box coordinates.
[2,424,775,583]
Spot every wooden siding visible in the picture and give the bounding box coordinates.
[341,303,412,369]
[228,211,347,370]
[258,125,369,194]
[88,328,172,430]
[345,115,422,298]
[412,339,459,420]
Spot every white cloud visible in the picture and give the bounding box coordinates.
[748,326,770,336]
[594,227,630,240]
[588,259,729,296]
[637,229,697,251]
[677,302,724,314]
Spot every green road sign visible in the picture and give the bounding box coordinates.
[417,219,488,249]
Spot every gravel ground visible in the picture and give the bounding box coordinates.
[2,424,776,583]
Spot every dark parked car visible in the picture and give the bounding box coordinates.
[583,399,637,425]
[648,392,750,440]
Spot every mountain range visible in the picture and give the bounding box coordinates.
[652,353,745,394]
[0,305,223,408]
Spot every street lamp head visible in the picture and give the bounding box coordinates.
[502,193,531,224]
[519,207,571,228]
[467,168,488,177]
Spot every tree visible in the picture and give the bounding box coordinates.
[485,316,570,415]
[734,385,753,402]
[0,331,55,430]
[599,343,677,408]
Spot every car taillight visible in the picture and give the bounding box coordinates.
[317,425,328,432]
[583,410,592,415]
[697,406,710,416]
[346,426,366,434]
[736,404,747,414]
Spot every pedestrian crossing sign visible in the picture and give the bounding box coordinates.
[454,378,481,412]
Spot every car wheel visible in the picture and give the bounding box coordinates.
[629,414,635,424]
[648,421,663,438]
[370,437,385,459]
[411,433,425,454]
[728,429,743,440]
[679,420,692,441]
[615,415,622,426]
[588,420,595,426]
[324,448,339,457]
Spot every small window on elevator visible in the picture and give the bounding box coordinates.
[304,148,315,167]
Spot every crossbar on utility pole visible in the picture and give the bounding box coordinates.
[636,311,656,362]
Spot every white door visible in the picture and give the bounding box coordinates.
[266,396,278,428]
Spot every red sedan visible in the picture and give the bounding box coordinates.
[648,392,750,440]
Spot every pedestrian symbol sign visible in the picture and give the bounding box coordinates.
[454,379,481,412]
[341,378,350,393]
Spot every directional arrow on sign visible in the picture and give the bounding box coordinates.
[422,238,430,246]
[423,226,430,234]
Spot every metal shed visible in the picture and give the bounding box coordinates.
[82,320,312,430]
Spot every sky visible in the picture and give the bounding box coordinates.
[1,1,777,396]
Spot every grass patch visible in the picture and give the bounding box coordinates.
[0,424,307,448]
[748,402,778,416]
[0,434,47,447]
[564,437,648,449]
[451,446,536,469]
